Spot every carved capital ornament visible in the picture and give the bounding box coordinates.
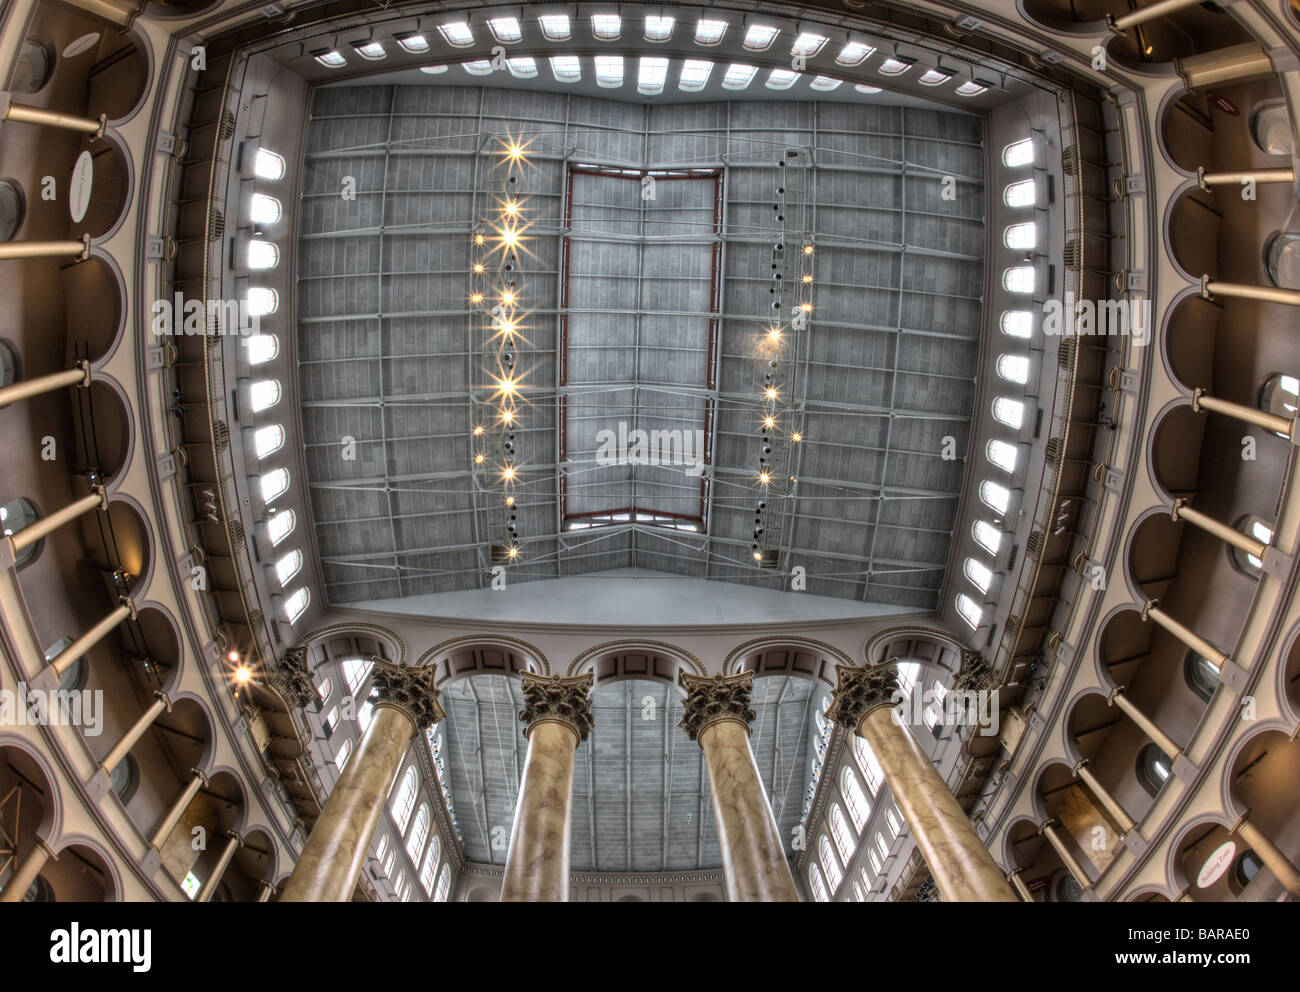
[678,671,757,740]
[518,672,594,742]
[274,645,317,711]
[371,660,446,731]
[826,662,900,730]
[953,650,997,693]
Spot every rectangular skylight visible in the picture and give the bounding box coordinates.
[395,34,429,54]
[313,50,346,67]
[766,68,799,90]
[353,41,386,60]
[836,41,874,65]
[591,13,621,39]
[810,75,841,91]
[638,56,668,94]
[644,15,674,41]
[743,24,778,50]
[955,80,988,96]
[507,57,538,78]
[877,56,913,75]
[438,22,473,47]
[695,19,727,44]
[679,59,713,91]
[791,32,827,56]
[462,60,493,75]
[539,14,571,40]
[488,17,522,43]
[419,64,449,74]
[918,68,952,85]
[550,55,581,81]
[595,54,624,86]
[722,63,758,89]
[854,83,882,93]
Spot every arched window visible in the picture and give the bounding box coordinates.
[1234,850,1264,887]
[1183,651,1220,702]
[851,879,866,901]
[275,548,303,586]
[679,59,713,92]
[964,557,992,593]
[461,60,492,76]
[109,754,139,803]
[335,737,352,769]
[245,334,279,365]
[0,340,18,386]
[1229,514,1273,577]
[1002,267,1034,295]
[979,480,1010,515]
[992,396,1025,429]
[791,32,828,57]
[885,808,902,838]
[324,705,340,731]
[314,50,346,68]
[956,593,983,629]
[869,849,882,874]
[820,836,843,889]
[1003,179,1035,208]
[284,587,309,624]
[434,863,451,901]
[638,56,667,94]
[249,193,281,224]
[742,24,779,50]
[830,804,855,864]
[766,68,798,90]
[358,698,375,733]
[343,657,373,695]
[809,864,829,902]
[986,439,1018,474]
[1260,373,1298,435]
[248,240,279,270]
[1003,222,1036,250]
[267,509,296,546]
[876,57,911,75]
[487,16,522,42]
[253,148,286,180]
[874,833,890,858]
[406,804,430,861]
[1002,138,1033,167]
[1264,232,1299,289]
[506,57,537,79]
[317,677,332,701]
[420,838,440,893]
[0,497,40,566]
[549,56,581,82]
[260,468,289,503]
[247,288,278,316]
[390,767,418,832]
[595,55,624,87]
[644,14,674,41]
[1251,105,1293,157]
[841,766,870,830]
[1136,743,1172,796]
[854,736,884,793]
[591,13,622,39]
[722,64,758,89]
[254,424,284,458]
[250,379,281,412]
[973,519,1003,555]
[1001,311,1032,338]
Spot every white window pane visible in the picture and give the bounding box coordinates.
[638,56,667,94]
[878,57,911,75]
[244,334,278,364]
[550,56,580,82]
[965,558,993,593]
[722,63,757,89]
[462,60,492,75]
[986,440,1018,474]
[974,519,1003,554]
[249,193,280,223]
[695,19,727,44]
[355,41,385,60]
[855,83,882,94]
[276,549,303,585]
[1001,311,1032,338]
[679,59,712,91]
[836,42,874,65]
[1004,222,1036,250]
[487,17,521,43]
[743,24,778,50]
[267,509,295,546]
[767,68,799,90]
[249,379,280,412]
[314,51,345,67]
[254,424,284,458]
[644,15,674,41]
[957,593,983,629]
[253,148,285,180]
[810,76,841,91]
[506,57,536,79]
[248,239,278,270]
[997,354,1030,384]
[993,396,1025,429]
[791,32,827,56]
[539,14,570,40]
[918,68,951,86]
[396,34,429,54]
[260,468,289,503]
[1004,179,1035,207]
[284,588,308,623]
[591,14,621,39]
[438,22,473,46]
[595,55,623,86]
[247,288,278,316]
[980,481,1010,515]
[1003,138,1034,167]
[419,65,448,75]
[955,80,987,96]
[1002,266,1035,294]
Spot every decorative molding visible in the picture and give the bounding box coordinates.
[458,862,726,885]
[863,625,965,666]
[519,672,594,742]
[678,671,756,740]
[566,639,704,678]
[298,621,407,664]
[417,633,550,677]
[722,635,854,678]
[372,660,446,731]
[953,650,998,693]
[827,662,899,730]
[272,644,316,710]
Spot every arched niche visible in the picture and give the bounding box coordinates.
[1126,509,1185,601]
[62,252,126,363]
[1163,292,1220,392]
[46,838,120,901]
[74,380,133,482]
[1150,403,1206,500]
[568,640,701,685]
[419,635,546,687]
[1166,185,1221,280]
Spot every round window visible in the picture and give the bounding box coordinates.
[0,179,26,241]
[1264,232,1300,291]
[12,40,55,93]
[1250,104,1294,157]
[1185,651,1219,701]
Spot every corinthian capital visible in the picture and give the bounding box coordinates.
[826,662,899,730]
[678,671,757,741]
[518,672,594,742]
[953,650,997,693]
[371,660,445,731]
[273,645,316,711]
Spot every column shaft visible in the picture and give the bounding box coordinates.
[1204,279,1300,307]
[1042,821,1092,888]
[150,772,205,848]
[0,238,90,261]
[1112,690,1182,758]
[0,842,51,902]
[1145,602,1228,668]
[10,489,104,553]
[859,707,1017,901]
[698,718,798,902]
[1075,762,1135,833]
[1237,819,1300,897]
[49,600,133,678]
[1178,44,1274,88]
[1008,869,1034,902]
[3,101,104,134]
[100,695,167,775]
[280,704,414,902]
[1111,0,1204,31]
[1173,500,1266,558]
[197,834,240,902]
[500,720,580,902]
[1193,389,1293,438]
[0,364,89,408]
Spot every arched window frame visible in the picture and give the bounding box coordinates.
[390,766,418,833]
[841,766,870,831]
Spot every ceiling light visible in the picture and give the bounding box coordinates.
[791,432,803,443]
[235,665,252,683]
[803,244,814,255]
[767,328,782,342]
[474,233,486,245]
[507,544,520,559]
[473,425,485,436]
[502,465,517,482]
[800,302,813,312]
[765,387,778,400]
[801,274,813,283]
[497,376,518,395]
[763,416,776,429]
[475,453,485,464]
[473,263,485,274]
[500,409,515,423]
[758,471,771,485]
[501,289,517,305]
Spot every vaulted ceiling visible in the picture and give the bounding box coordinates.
[295,81,984,610]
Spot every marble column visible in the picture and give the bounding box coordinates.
[1008,867,1034,903]
[500,673,593,902]
[197,832,241,903]
[680,671,798,902]
[829,662,1016,902]
[280,662,443,902]
[0,839,54,902]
